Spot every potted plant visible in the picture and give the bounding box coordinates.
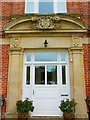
[59,99,77,120]
[16,98,34,119]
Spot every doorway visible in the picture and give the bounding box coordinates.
[22,51,70,116]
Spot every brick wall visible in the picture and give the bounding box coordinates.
[0,45,2,97]
[1,1,25,16]
[2,45,9,98]
[67,1,89,25]
[67,2,88,14]
[83,44,90,97]
[0,44,9,98]
[0,44,10,113]
[0,1,25,29]
[0,44,9,100]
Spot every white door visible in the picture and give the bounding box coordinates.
[33,65,60,116]
[22,51,70,116]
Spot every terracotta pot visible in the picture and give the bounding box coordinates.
[63,112,75,120]
[18,112,29,120]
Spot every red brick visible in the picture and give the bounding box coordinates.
[0,44,9,101]
[83,44,90,96]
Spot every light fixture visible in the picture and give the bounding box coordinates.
[0,95,5,106]
[44,40,48,47]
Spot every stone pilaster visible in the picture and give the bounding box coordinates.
[69,47,87,118]
[6,47,23,118]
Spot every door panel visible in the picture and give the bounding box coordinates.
[33,86,60,116]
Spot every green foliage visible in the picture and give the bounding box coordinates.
[16,98,34,113]
[59,99,77,113]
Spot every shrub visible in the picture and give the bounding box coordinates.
[59,99,77,113]
[16,98,34,113]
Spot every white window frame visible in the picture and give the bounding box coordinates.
[54,0,58,13]
[34,0,39,13]
[25,0,67,14]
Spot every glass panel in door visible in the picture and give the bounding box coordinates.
[35,66,45,84]
[26,66,30,85]
[62,65,66,85]
[47,66,57,85]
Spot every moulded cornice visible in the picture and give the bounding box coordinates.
[5,29,87,34]
[9,47,24,55]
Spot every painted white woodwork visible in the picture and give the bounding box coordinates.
[23,51,70,116]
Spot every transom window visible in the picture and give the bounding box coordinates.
[25,0,67,14]
[25,51,68,62]
[24,51,68,86]
[35,52,57,61]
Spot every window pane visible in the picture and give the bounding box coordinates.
[35,52,57,61]
[39,0,53,14]
[57,0,67,13]
[62,66,66,85]
[35,66,45,84]
[26,66,30,85]
[26,53,31,61]
[25,1,34,13]
[60,52,67,61]
[47,66,57,85]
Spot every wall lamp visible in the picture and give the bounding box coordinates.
[44,40,48,47]
[0,95,5,106]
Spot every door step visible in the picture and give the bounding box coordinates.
[29,117,63,120]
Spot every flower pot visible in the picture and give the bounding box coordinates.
[63,112,75,120]
[18,112,29,120]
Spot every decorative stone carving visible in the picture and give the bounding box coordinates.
[30,16,61,30]
[38,16,54,29]
[3,14,86,31]
[72,36,80,47]
[9,35,21,47]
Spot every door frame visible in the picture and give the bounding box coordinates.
[22,50,70,116]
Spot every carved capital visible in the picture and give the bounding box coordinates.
[9,47,24,55]
[9,35,21,47]
[72,36,80,47]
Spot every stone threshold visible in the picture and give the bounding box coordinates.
[29,116,63,120]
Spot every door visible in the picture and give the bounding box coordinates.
[33,65,60,116]
[22,51,70,116]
